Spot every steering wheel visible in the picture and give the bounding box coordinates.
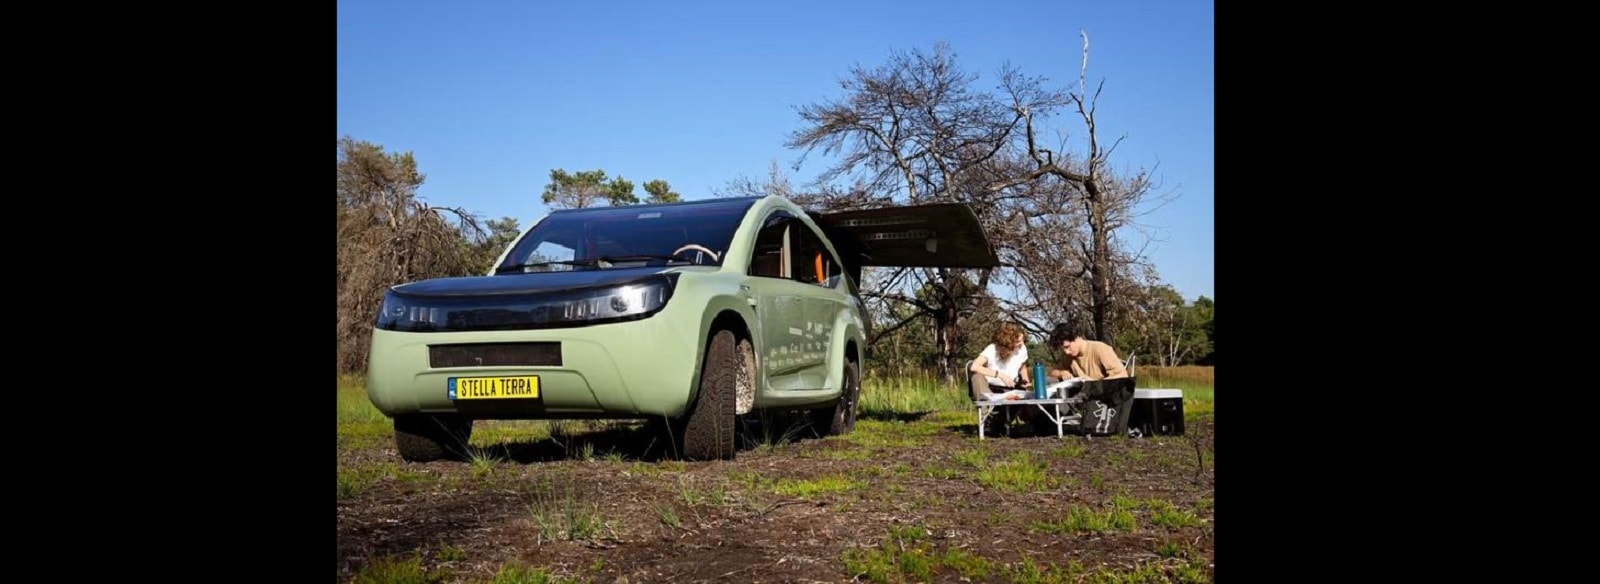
[671,244,720,264]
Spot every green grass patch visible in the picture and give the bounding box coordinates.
[740,411,812,451]
[1005,559,1084,584]
[631,460,688,480]
[819,447,873,461]
[470,420,555,446]
[984,511,1016,526]
[488,564,581,584]
[925,410,973,427]
[975,451,1055,492]
[677,476,729,506]
[653,504,680,528]
[338,469,374,500]
[1049,442,1087,458]
[338,462,421,499]
[1107,449,1146,465]
[951,448,989,468]
[841,525,936,584]
[1146,499,1204,529]
[1155,541,1186,558]
[773,476,861,498]
[338,375,387,423]
[350,554,432,584]
[1030,505,1137,535]
[435,543,466,562]
[727,470,771,491]
[1000,557,1211,584]
[940,548,993,580]
[338,375,392,448]
[468,447,503,478]
[526,481,611,542]
[859,373,972,417]
[844,422,935,449]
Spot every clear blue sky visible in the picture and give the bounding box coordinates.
[337,0,1213,301]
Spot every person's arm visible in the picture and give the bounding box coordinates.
[1046,361,1070,381]
[1101,346,1129,379]
[970,345,1009,382]
[968,355,993,377]
[1017,347,1031,386]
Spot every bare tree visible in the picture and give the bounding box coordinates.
[337,136,485,373]
[785,42,1060,381]
[987,31,1173,343]
[777,37,1175,377]
[716,160,798,200]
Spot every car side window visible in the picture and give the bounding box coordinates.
[749,213,790,278]
[747,211,841,287]
[791,222,840,288]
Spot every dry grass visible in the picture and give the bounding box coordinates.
[1139,366,1213,387]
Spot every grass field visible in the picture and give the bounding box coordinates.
[339,368,1215,583]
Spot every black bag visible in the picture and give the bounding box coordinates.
[1069,377,1137,436]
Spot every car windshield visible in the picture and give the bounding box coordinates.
[495,198,758,273]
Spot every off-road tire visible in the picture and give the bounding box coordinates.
[812,360,860,436]
[683,330,739,460]
[734,338,755,415]
[394,414,473,462]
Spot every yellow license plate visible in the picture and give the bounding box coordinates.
[448,376,540,400]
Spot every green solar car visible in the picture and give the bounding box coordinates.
[367,195,996,461]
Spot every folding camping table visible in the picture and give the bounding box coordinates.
[974,395,1085,439]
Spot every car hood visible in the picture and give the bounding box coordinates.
[392,267,685,299]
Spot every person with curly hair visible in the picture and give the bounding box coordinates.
[968,321,1032,401]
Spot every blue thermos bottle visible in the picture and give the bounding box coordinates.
[1033,361,1046,399]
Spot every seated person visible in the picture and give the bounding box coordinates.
[1043,320,1128,399]
[968,322,1032,401]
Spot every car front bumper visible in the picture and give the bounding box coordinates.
[366,313,703,420]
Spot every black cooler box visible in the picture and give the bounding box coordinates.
[1128,388,1185,436]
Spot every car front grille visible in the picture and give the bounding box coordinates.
[429,343,562,368]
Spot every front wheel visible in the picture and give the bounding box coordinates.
[682,329,740,460]
[393,413,473,462]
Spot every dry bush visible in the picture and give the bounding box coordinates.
[337,136,485,373]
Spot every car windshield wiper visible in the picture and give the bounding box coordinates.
[495,255,689,274]
[494,259,594,273]
[594,254,688,264]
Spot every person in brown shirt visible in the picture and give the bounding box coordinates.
[1045,321,1128,388]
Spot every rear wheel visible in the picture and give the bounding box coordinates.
[682,330,740,460]
[393,413,473,462]
[812,360,860,436]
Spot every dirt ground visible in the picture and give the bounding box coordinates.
[337,413,1215,583]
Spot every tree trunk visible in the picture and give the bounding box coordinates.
[934,306,957,383]
[1087,191,1113,342]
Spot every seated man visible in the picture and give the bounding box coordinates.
[1043,320,1128,395]
[1037,320,1133,435]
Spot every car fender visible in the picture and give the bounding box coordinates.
[687,282,758,406]
[822,302,866,395]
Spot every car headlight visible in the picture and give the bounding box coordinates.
[375,275,678,332]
